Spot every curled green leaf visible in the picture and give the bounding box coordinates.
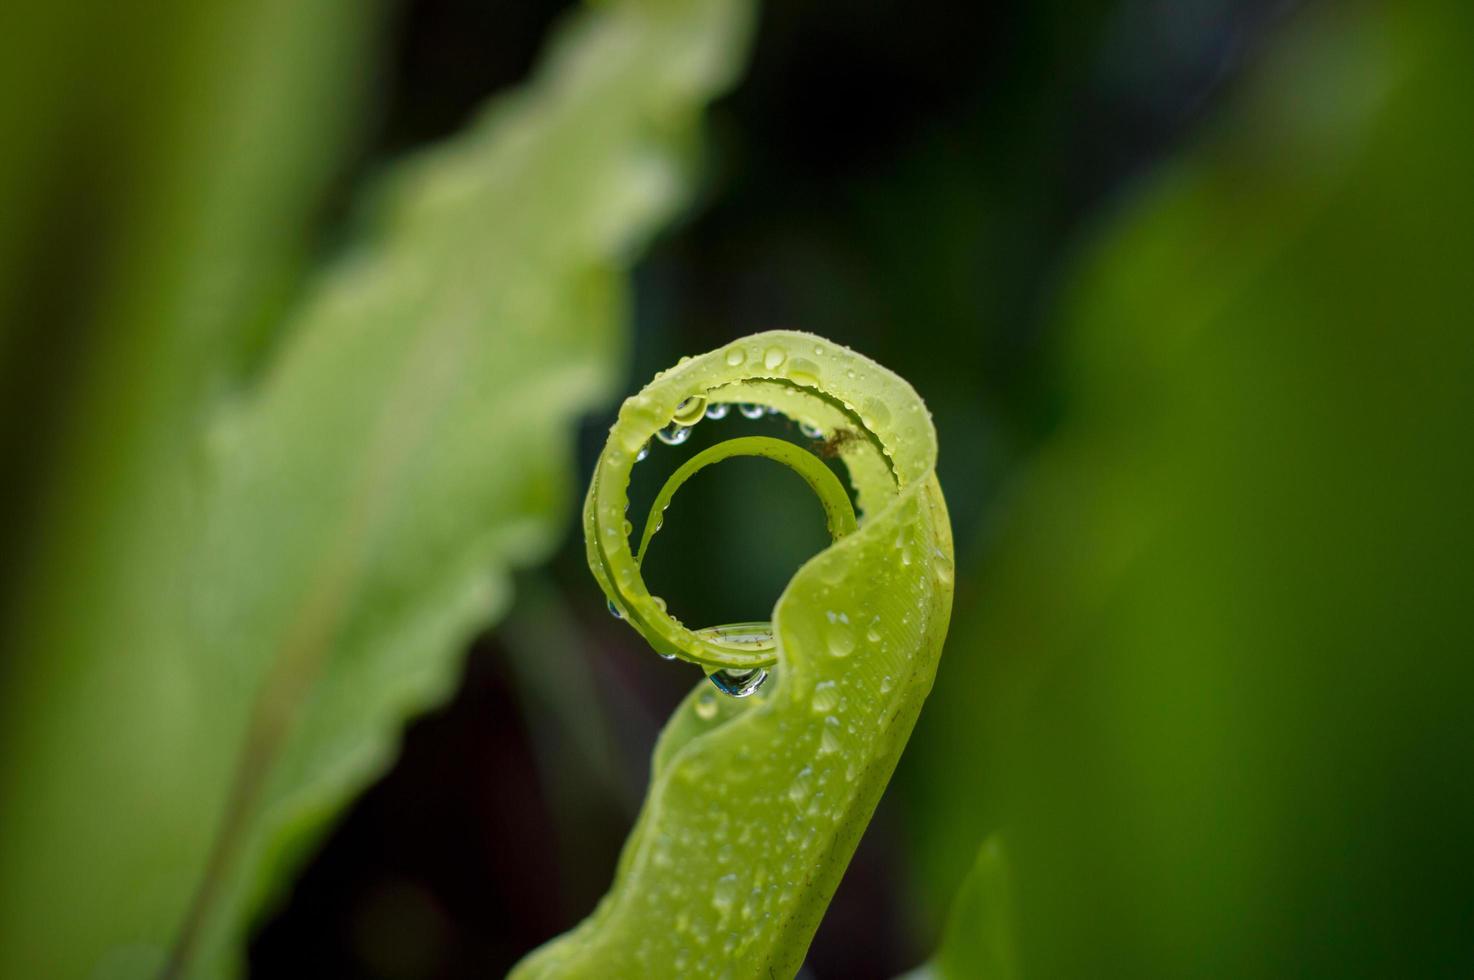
[515,331,954,978]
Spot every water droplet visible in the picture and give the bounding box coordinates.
[738,403,765,420]
[799,421,824,439]
[709,667,769,698]
[827,624,856,658]
[725,347,746,367]
[672,396,707,426]
[935,563,954,586]
[865,626,882,644]
[652,596,668,613]
[607,598,623,619]
[846,369,857,380]
[788,766,814,806]
[658,650,677,661]
[819,722,842,757]
[622,518,633,536]
[657,422,691,445]
[695,690,719,720]
[705,402,731,420]
[810,680,839,713]
[713,873,738,913]
[880,674,895,694]
[635,441,651,462]
[813,344,825,356]
[763,347,786,370]
[789,370,820,388]
[863,397,892,427]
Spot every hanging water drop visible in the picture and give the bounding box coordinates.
[810,680,839,714]
[656,422,691,445]
[708,667,769,698]
[635,441,651,462]
[607,598,623,619]
[799,421,824,440]
[705,402,731,420]
[738,403,765,420]
[672,395,707,426]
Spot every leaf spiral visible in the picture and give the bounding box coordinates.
[516,330,953,978]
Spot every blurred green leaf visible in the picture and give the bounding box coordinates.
[901,836,1018,980]
[0,0,751,976]
[904,1,1474,975]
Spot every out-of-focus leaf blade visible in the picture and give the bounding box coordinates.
[899,837,1018,980]
[904,2,1474,976]
[0,0,386,975]
[0,1,752,976]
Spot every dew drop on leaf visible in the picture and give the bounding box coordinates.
[826,624,856,658]
[712,873,738,913]
[695,690,719,720]
[788,766,814,806]
[819,723,842,758]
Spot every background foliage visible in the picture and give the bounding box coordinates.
[2,0,1471,977]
